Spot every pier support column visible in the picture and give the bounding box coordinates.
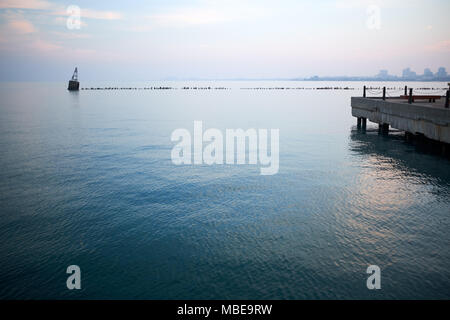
[405,131,413,142]
[378,123,389,135]
[357,117,362,128]
[362,118,367,131]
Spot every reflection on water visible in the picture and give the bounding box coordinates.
[69,90,80,108]
[341,128,450,298]
[349,127,450,188]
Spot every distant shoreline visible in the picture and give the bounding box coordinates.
[2,79,450,83]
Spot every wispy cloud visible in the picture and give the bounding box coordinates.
[0,0,52,10]
[51,8,122,20]
[0,1,122,63]
[51,31,92,39]
[334,0,419,9]
[31,38,61,51]
[127,2,268,32]
[6,17,36,34]
[150,8,232,26]
[1,11,36,34]
[81,9,122,20]
[0,0,122,20]
[426,40,450,52]
[0,11,60,53]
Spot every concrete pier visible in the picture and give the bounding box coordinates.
[351,97,450,144]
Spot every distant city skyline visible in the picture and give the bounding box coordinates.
[303,66,450,81]
[377,66,448,80]
[0,0,449,81]
[304,66,449,80]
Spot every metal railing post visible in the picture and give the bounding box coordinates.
[446,90,449,108]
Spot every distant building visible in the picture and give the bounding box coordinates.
[376,69,389,78]
[436,67,447,78]
[402,68,417,79]
[423,68,433,77]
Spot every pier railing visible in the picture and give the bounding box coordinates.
[362,85,449,108]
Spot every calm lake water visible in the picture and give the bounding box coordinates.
[0,81,449,299]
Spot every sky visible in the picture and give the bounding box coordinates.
[0,0,449,81]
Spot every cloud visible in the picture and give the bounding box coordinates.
[50,8,122,20]
[151,9,231,26]
[0,2,121,63]
[31,39,61,51]
[128,3,269,31]
[1,1,122,20]
[334,0,416,9]
[1,11,36,34]
[6,17,36,34]
[50,7,123,21]
[51,31,92,39]
[0,11,61,53]
[81,9,122,20]
[0,0,52,10]
[425,40,450,53]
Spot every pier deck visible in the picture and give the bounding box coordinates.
[351,96,450,144]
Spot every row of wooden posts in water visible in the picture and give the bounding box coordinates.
[80,86,361,91]
[80,86,230,90]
